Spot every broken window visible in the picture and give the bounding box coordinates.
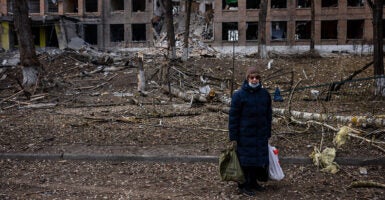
[271,0,287,9]
[111,0,124,11]
[132,0,145,12]
[132,24,146,41]
[110,24,124,42]
[222,0,238,10]
[321,0,338,7]
[84,24,98,45]
[29,0,40,13]
[64,0,78,13]
[31,26,41,46]
[297,0,311,8]
[271,21,287,40]
[222,22,238,41]
[7,0,13,13]
[347,0,364,7]
[246,22,258,40]
[85,0,98,12]
[47,0,59,13]
[295,21,311,40]
[45,25,59,47]
[321,20,338,39]
[347,20,364,39]
[246,0,260,9]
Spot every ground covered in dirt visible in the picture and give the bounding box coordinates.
[1,51,384,199]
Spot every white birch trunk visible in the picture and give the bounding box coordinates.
[375,77,385,96]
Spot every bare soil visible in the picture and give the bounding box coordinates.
[0,52,384,199]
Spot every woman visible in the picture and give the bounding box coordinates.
[228,67,272,196]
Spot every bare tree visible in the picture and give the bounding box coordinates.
[310,0,315,51]
[182,0,192,61]
[368,0,385,96]
[13,0,42,98]
[163,0,176,59]
[258,0,268,58]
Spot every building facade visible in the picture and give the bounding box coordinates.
[0,0,383,54]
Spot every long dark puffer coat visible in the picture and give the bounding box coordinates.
[228,80,272,167]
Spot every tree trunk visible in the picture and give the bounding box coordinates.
[163,0,176,59]
[310,0,315,51]
[13,0,41,96]
[368,0,385,96]
[182,0,192,61]
[258,0,268,58]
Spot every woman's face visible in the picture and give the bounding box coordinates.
[248,73,260,84]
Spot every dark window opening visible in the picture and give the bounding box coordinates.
[247,0,260,9]
[347,20,364,39]
[321,20,338,39]
[11,25,18,47]
[64,0,78,13]
[383,19,385,38]
[7,0,14,13]
[322,0,338,7]
[295,21,311,40]
[111,0,124,11]
[347,0,364,7]
[271,0,287,8]
[84,24,98,45]
[45,25,59,47]
[246,22,258,40]
[110,24,125,42]
[133,0,145,12]
[132,24,146,41]
[85,0,98,12]
[31,26,40,46]
[29,0,40,13]
[271,21,287,40]
[222,0,238,10]
[222,22,238,41]
[47,0,59,13]
[297,0,311,8]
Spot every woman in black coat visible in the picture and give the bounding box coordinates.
[228,67,272,196]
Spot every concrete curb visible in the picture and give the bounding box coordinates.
[1,153,384,166]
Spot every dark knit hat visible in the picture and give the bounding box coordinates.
[246,67,261,80]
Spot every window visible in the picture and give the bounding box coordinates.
[133,0,145,12]
[295,21,311,40]
[271,0,287,9]
[222,0,238,10]
[222,22,238,41]
[110,24,124,42]
[347,20,364,39]
[111,0,124,11]
[271,21,287,40]
[64,0,78,13]
[47,0,59,13]
[84,24,98,45]
[322,0,338,7]
[85,0,98,12]
[247,0,260,9]
[246,22,258,40]
[297,0,311,8]
[347,0,364,7]
[321,20,338,39]
[7,0,13,13]
[29,0,40,13]
[132,24,146,41]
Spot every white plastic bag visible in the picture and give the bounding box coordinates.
[268,144,285,181]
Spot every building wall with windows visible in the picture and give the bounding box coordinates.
[0,0,383,53]
[212,0,378,53]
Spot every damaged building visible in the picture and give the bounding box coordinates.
[0,0,381,54]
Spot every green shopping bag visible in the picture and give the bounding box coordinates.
[219,148,245,183]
